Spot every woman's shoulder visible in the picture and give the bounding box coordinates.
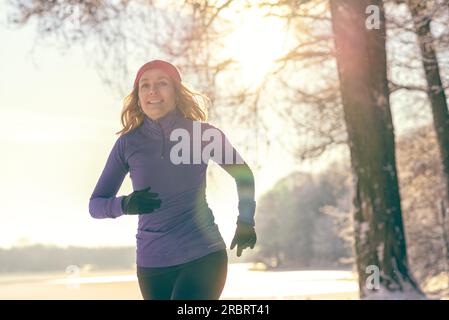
[113,125,145,149]
[178,118,225,135]
[179,116,217,129]
[118,124,146,139]
[201,121,225,134]
[175,115,206,127]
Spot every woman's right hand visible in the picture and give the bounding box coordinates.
[121,186,162,215]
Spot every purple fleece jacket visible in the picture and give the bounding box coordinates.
[88,108,255,267]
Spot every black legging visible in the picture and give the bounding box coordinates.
[136,249,228,300]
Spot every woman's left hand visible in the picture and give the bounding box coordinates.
[230,221,257,257]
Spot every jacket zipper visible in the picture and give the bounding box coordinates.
[156,121,165,159]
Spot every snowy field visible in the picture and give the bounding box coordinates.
[0,263,359,300]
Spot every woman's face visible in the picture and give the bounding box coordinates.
[138,68,177,121]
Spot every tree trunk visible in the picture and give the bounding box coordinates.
[408,0,449,204]
[330,0,423,298]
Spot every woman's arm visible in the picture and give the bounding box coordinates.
[207,124,256,226]
[88,137,129,219]
[218,162,256,226]
[221,161,257,257]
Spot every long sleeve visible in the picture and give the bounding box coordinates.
[208,125,256,226]
[89,136,129,219]
[220,162,256,226]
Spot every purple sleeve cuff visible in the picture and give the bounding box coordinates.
[237,199,256,226]
[89,196,126,219]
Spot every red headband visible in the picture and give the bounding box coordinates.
[133,60,182,89]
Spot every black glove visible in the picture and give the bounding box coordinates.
[121,186,161,215]
[230,221,257,257]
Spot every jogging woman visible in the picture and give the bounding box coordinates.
[89,60,257,300]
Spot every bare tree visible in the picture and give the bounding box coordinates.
[405,0,449,206]
[330,0,423,298]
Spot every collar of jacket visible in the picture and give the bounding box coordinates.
[142,108,181,137]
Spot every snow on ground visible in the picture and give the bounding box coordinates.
[1,263,447,299]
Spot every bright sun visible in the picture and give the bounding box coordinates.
[223,11,291,87]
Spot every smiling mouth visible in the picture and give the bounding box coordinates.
[147,100,163,104]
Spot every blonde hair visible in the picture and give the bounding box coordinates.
[116,81,209,136]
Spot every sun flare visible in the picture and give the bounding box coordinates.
[223,12,291,87]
